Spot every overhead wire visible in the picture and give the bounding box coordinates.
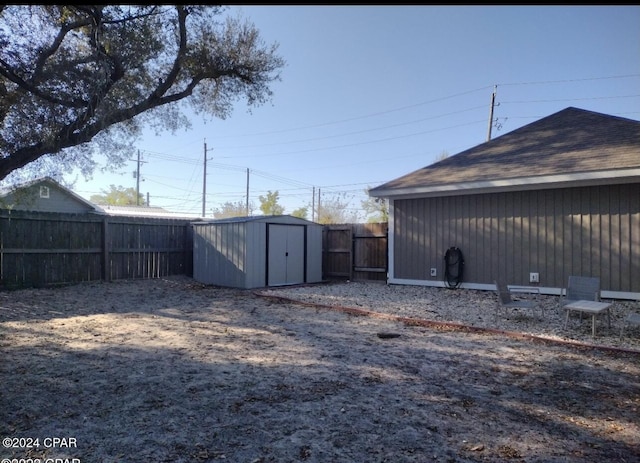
[126,74,640,216]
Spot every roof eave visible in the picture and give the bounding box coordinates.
[369,168,640,199]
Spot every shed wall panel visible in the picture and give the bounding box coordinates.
[193,223,247,287]
[392,183,640,293]
[245,222,267,289]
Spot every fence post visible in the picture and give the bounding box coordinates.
[102,217,110,282]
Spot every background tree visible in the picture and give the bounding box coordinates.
[361,186,388,223]
[316,192,361,224]
[291,206,308,220]
[90,185,145,206]
[0,5,285,183]
[434,150,450,163]
[212,200,254,219]
[258,190,285,216]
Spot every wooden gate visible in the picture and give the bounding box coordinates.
[322,223,388,281]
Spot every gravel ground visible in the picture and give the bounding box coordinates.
[258,280,640,353]
[1,276,639,462]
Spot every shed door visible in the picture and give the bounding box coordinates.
[267,224,305,286]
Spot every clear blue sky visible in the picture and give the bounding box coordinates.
[66,5,640,220]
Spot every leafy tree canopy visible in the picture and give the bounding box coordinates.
[0,5,285,183]
[258,190,285,216]
[212,200,253,219]
[291,206,308,220]
[90,184,145,206]
[362,186,388,223]
[317,192,360,224]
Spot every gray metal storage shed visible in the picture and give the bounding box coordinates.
[192,215,323,289]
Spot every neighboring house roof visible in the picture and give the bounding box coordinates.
[0,177,200,218]
[0,176,102,213]
[369,107,640,199]
[98,204,201,219]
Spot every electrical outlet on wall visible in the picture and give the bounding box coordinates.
[430,268,437,277]
[530,272,539,283]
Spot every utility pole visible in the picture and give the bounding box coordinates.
[487,85,497,142]
[312,186,315,222]
[246,168,250,216]
[133,150,146,205]
[136,150,140,205]
[203,140,214,218]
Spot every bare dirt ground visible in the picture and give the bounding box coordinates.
[1,276,639,463]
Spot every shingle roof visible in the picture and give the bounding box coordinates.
[369,107,640,198]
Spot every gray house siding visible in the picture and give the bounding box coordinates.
[0,180,96,213]
[390,182,640,298]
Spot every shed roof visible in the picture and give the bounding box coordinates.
[369,107,640,199]
[193,215,319,226]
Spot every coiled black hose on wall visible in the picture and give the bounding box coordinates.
[444,246,464,289]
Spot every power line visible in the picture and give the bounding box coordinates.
[207,74,640,141]
[210,85,495,139]
[214,119,486,160]
[497,74,640,87]
[136,77,639,163]
[501,94,640,105]
[87,75,640,217]
[213,105,487,150]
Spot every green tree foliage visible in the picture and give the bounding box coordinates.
[258,190,285,216]
[0,5,285,183]
[212,200,253,219]
[291,206,308,220]
[361,186,388,223]
[90,185,145,206]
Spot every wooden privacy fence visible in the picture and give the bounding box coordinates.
[322,223,388,282]
[0,210,193,289]
[0,211,386,289]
